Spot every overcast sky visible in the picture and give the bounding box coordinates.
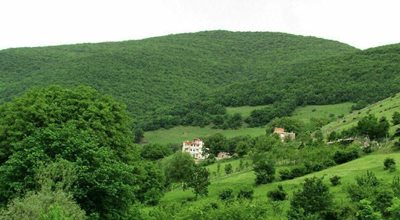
[1,0,399,50]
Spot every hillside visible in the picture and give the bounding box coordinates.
[0,31,358,127]
[216,43,400,126]
[158,152,400,218]
[322,93,400,134]
[144,103,353,145]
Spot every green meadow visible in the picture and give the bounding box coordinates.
[160,152,400,218]
[323,93,400,135]
[144,103,354,145]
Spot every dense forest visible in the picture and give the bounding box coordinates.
[0,31,358,130]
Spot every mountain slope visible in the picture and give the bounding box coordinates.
[322,93,400,134]
[0,31,358,124]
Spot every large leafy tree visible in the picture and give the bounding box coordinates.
[0,86,163,219]
[288,177,334,219]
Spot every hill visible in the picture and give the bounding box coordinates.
[0,31,358,128]
[322,93,400,135]
[159,152,400,218]
[216,43,400,126]
[144,102,353,145]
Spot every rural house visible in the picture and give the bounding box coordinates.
[182,138,207,160]
[273,127,296,142]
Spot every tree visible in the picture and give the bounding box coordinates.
[356,199,382,220]
[224,163,233,175]
[141,144,172,160]
[384,158,396,171]
[237,188,254,200]
[187,166,210,198]
[0,160,86,220]
[288,177,334,219]
[392,112,400,126]
[387,197,400,220]
[219,188,234,201]
[253,160,275,185]
[134,128,144,143]
[163,152,195,184]
[356,115,389,140]
[267,185,287,201]
[328,131,338,141]
[0,86,164,219]
[204,133,228,156]
[330,175,341,186]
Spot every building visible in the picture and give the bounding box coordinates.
[216,152,232,160]
[273,127,296,142]
[182,138,207,160]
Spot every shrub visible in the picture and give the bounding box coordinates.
[333,149,359,164]
[219,188,234,201]
[288,177,334,219]
[392,112,400,125]
[253,161,275,185]
[290,166,307,178]
[330,175,341,186]
[356,199,382,220]
[224,163,233,175]
[267,185,287,201]
[279,169,292,180]
[384,158,396,171]
[237,188,254,200]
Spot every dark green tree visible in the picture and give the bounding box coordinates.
[392,112,400,126]
[163,152,195,184]
[288,177,334,219]
[0,86,157,219]
[187,166,210,198]
[204,133,228,156]
[134,128,144,143]
[224,163,233,175]
[253,160,275,185]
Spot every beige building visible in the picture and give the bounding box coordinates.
[273,127,296,142]
[182,138,207,160]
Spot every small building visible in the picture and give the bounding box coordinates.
[273,127,296,142]
[216,152,232,160]
[182,138,207,160]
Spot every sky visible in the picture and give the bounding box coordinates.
[1,0,400,50]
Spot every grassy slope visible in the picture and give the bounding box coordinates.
[322,93,400,134]
[289,102,353,123]
[0,31,357,120]
[161,152,400,218]
[143,126,266,145]
[144,103,353,145]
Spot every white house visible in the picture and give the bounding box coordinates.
[182,138,207,160]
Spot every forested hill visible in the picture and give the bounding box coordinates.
[0,31,358,124]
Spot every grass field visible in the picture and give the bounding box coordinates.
[322,93,400,134]
[161,152,400,218]
[144,103,354,145]
[143,126,266,145]
[289,102,353,123]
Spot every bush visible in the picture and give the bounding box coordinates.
[237,188,254,200]
[384,158,396,171]
[288,177,334,219]
[224,163,233,175]
[219,188,234,201]
[333,149,359,164]
[267,185,287,201]
[392,112,400,126]
[253,161,275,185]
[279,169,292,180]
[330,175,341,186]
